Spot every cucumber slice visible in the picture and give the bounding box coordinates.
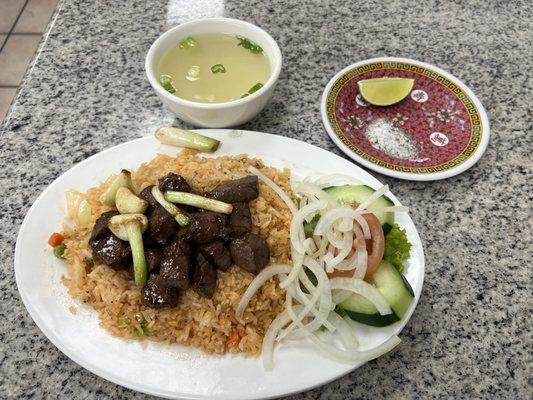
[371,260,414,319]
[339,260,414,326]
[324,185,394,225]
[339,292,400,327]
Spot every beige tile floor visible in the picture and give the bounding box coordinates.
[0,0,58,123]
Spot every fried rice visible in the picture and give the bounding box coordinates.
[61,149,291,355]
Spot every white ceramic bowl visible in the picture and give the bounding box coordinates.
[146,18,282,128]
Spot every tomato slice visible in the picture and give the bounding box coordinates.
[330,213,384,280]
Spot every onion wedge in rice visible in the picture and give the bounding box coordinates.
[236,265,292,318]
[248,165,298,214]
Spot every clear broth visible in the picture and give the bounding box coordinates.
[158,33,271,103]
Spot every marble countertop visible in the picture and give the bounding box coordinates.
[1,0,531,398]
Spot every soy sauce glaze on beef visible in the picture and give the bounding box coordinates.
[193,253,217,298]
[158,172,191,193]
[184,211,232,244]
[230,233,270,274]
[89,173,270,309]
[207,175,259,203]
[199,240,231,271]
[139,185,180,246]
[229,202,252,237]
[141,274,179,308]
[145,248,163,273]
[89,210,131,268]
[159,237,192,290]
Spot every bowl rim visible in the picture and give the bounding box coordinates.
[145,17,282,110]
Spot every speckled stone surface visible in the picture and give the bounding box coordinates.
[1,0,532,398]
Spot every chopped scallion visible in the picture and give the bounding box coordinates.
[159,74,176,94]
[179,36,198,49]
[85,258,94,269]
[135,318,150,337]
[236,36,263,54]
[210,63,226,74]
[248,82,264,94]
[240,82,264,98]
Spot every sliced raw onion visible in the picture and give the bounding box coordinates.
[261,308,293,371]
[355,185,389,212]
[303,237,317,255]
[353,238,368,279]
[279,244,304,289]
[277,274,325,340]
[295,182,338,206]
[312,236,329,258]
[332,289,353,304]
[325,230,353,269]
[314,207,361,236]
[334,226,363,272]
[333,249,358,271]
[236,264,292,318]
[354,213,370,239]
[328,312,359,349]
[278,258,333,340]
[290,199,328,254]
[249,166,298,214]
[285,282,335,333]
[299,196,309,211]
[326,228,346,249]
[297,267,317,295]
[329,277,392,315]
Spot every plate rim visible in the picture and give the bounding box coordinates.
[320,56,490,181]
[15,130,425,399]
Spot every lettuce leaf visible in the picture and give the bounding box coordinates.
[383,224,411,272]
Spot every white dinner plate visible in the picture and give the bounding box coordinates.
[15,129,425,399]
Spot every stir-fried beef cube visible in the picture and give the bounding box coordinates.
[229,202,252,237]
[144,205,179,246]
[89,210,131,268]
[138,185,159,208]
[229,233,270,274]
[164,236,191,256]
[139,185,180,246]
[159,254,190,289]
[184,211,232,244]
[158,237,191,289]
[159,256,191,289]
[158,172,191,193]
[90,210,119,241]
[145,247,163,273]
[192,253,217,298]
[90,234,131,268]
[207,175,259,203]
[141,274,179,309]
[199,240,231,271]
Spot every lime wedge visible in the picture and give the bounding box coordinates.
[358,77,414,106]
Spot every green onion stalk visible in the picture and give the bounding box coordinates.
[164,191,233,214]
[109,214,148,286]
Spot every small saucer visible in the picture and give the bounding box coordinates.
[321,57,490,181]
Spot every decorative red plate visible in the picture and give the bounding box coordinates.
[321,57,490,180]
